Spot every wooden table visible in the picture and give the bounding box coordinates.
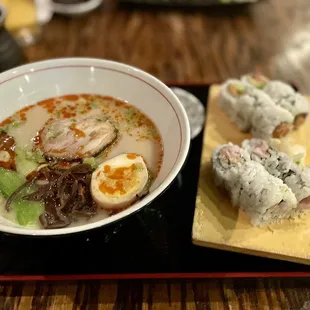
[1,278,310,309]
[24,0,305,85]
[2,0,310,309]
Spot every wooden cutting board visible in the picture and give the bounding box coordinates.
[192,85,310,265]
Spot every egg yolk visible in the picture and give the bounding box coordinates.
[99,164,137,196]
[127,153,137,159]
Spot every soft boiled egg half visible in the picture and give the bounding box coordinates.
[91,153,149,210]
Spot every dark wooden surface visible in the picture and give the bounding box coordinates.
[1,278,310,309]
[2,0,310,309]
[24,0,302,85]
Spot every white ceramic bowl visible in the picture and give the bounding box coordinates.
[0,58,190,236]
[52,0,104,16]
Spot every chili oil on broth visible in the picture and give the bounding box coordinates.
[0,94,163,229]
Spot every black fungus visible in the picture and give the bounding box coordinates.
[19,163,97,229]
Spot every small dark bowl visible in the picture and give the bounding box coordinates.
[0,5,25,73]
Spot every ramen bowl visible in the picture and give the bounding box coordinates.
[0,58,190,236]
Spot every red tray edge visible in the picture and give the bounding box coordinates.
[0,272,310,282]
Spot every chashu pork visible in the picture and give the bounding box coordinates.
[37,115,117,160]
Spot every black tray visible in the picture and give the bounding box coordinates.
[0,83,309,281]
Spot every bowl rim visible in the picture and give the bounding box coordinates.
[0,57,191,236]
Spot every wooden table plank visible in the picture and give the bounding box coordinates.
[23,1,273,84]
[1,279,310,309]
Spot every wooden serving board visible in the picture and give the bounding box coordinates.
[192,85,310,265]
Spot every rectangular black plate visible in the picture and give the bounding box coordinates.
[0,84,309,280]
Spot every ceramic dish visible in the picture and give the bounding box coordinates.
[0,58,190,236]
[52,0,103,16]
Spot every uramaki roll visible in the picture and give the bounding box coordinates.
[264,81,309,129]
[242,138,310,213]
[249,103,294,139]
[219,79,294,138]
[219,79,249,131]
[211,143,297,226]
[241,73,270,90]
[242,74,309,129]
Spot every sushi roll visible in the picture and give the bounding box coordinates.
[212,143,297,226]
[269,138,306,167]
[235,87,293,137]
[242,138,310,212]
[264,81,309,129]
[219,79,294,138]
[220,80,281,133]
[241,75,309,129]
[264,80,295,98]
[219,80,249,131]
[249,103,294,139]
[211,143,250,189]
[220,79,247,107]
[241,73,270,90]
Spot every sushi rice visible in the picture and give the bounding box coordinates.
[264,80,295,99]
[234,87,277,132]
[242,138,310,212]
[241,75,309,128]
[212,143,297,226]
[219,78,295,139]
[269,138,306,166]
[264,81,309,127]
[219,79,250,131]
[250,104,293,140]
